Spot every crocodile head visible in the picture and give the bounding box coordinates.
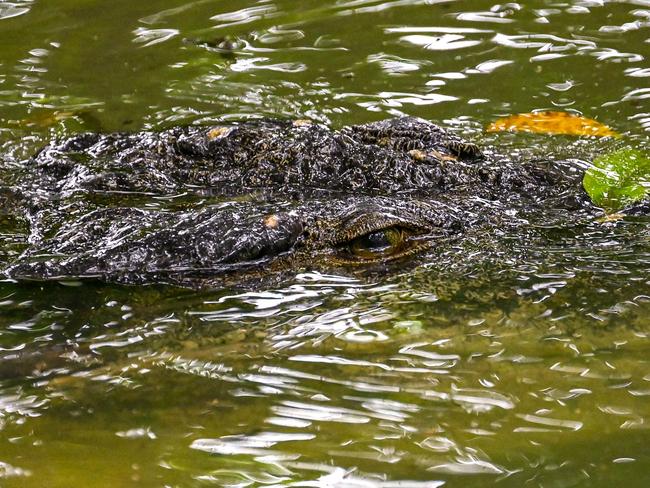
[4,116,592,287]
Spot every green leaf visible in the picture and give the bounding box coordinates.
[583,148,650,211]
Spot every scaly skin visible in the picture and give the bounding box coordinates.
[3,116,598,287]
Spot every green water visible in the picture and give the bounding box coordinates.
[1,0,650,486]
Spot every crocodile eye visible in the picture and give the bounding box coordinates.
[347,227,409,260]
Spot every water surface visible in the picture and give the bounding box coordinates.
[1,0,650,486]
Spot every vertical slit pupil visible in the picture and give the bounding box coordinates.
[361,230,393,250]
[350,227,405,257]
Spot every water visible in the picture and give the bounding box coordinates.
[1,0,650,486]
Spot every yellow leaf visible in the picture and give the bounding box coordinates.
[487,111,619,137]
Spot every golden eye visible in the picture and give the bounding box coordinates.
[347,227,408,260]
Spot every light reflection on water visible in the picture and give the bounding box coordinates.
[0,260,649,486]
[1,0,650,486]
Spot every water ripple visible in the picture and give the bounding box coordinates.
[2,0,650,486]
[0,1,32,21]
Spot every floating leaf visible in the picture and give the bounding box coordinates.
[583,148,650,211]
[16,110,76,128]
[487,111,619,137]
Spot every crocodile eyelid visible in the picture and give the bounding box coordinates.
[333,214,430,246]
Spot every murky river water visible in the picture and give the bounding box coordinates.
[1,0,650,486]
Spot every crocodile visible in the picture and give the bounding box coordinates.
[0,116,610,287]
